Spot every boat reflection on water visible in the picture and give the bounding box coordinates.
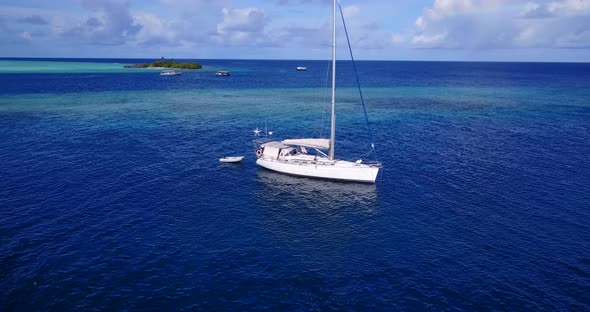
[253,170,382,269]
[255,169,380,215]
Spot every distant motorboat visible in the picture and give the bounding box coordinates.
[160,69,181,76]
[296,66,307,71]
[219,156,244,163]
[216,71,230,76]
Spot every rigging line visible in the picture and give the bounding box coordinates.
[337,1,378,160]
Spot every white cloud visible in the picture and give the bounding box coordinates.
[391,33,404,45]
[212,7,270,45]
[398,0,590,49]
[217,7,268,33]
[276,0,332,5]
[3,0,587,60]
[342,5,360,18]
[133,13,178,46]
[65,0,141,45]
[523,0,590,18]
[17,15,49,25]
[333,4,389,49]
[555,29,590,48]
[411,32,447,46]
[432,0,474,15]
[19,31,31,41]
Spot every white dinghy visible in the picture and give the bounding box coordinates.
[219,156,244,163]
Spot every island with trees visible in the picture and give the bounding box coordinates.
[124,58,202,70]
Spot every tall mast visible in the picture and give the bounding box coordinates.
[329,0,336,160]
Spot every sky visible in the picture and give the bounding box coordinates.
[1,0,589,62]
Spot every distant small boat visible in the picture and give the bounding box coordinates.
[160,69,181,76]
[296,66,307,71]
[216,71,230,76]
[219,156,244,163]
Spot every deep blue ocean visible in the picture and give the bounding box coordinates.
[1,58,589,310]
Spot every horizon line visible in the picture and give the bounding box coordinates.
[1,56,589,64]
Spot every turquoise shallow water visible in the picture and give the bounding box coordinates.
[0,59,243,74]
[1,59,589,310]
[0,60,151,73]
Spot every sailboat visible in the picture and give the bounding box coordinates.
[253,0,381,183]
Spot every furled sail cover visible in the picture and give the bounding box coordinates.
[282,138,330,150]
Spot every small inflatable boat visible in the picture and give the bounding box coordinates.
[219,156,244,163]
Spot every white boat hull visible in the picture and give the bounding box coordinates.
[220,156,244,163]
[256,157,379,183]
